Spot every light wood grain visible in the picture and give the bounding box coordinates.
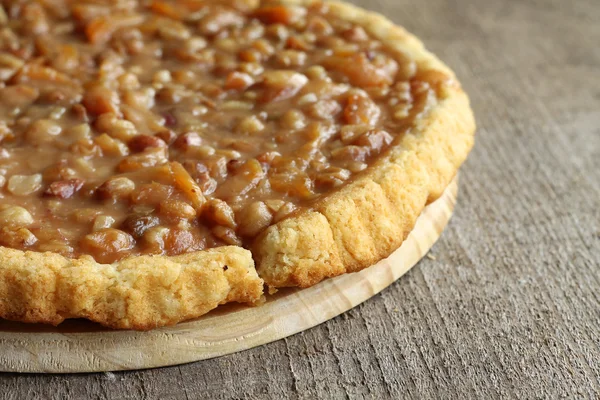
[0,179,457,374]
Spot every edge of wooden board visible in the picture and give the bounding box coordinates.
[0,177,458,373]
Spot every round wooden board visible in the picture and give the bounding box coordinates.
[0,178,457,374]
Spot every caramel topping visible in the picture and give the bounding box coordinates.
[0,0,447,262]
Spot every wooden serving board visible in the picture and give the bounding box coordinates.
[0,178,457,373]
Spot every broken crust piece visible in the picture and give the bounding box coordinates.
[0,247,262,330]
[253,1,475,288]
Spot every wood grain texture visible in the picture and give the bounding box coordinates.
[0,179,457,373]
[1,0,599,398]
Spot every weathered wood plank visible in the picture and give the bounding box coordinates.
[1,0,599,398]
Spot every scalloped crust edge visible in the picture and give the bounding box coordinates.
[253,0,476,288]
[0,247,263,330]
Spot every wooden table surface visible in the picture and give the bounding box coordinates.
[2,0,599,398]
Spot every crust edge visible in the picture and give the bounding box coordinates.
[253,0,476,288]
[0,247,263,330]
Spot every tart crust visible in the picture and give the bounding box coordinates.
[253,0,476,288]
[0,247,263,329]
[0,0,475,329]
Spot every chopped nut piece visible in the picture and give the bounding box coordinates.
[212,225,242,246]
[393,106,411,120]
[342,26,369,42]
[274,49,307,68]
[204,199,237,229]
[297,93,318,106]
[7,174,43,196]
[155,129,177,144]
[164,228,204,255]
[10,64,72,86]
[118,147,168,172]
[236,115,265,135]
[72,209,103,224]
[85,14,144,45]
[354,130,394,153]
[224,71,255,91]
[237,201,273,237]
[80,228,135,263]
[198,7,245,35]
[70,139,101,158]
[122,215,161,239]
[82,85,120,116]
[304,65,329,80]
[263,199,286,213]
[150,1,185,19]
[217,159,264,200]
[273,202,297,223]
[221,100,254,111]
[307,99,342,120]
[95,113,138,141]
[95,134,130,156]
[128,135,167,153]
[169,162,206,211]
[97,177,136,202]
[315,167,351,189]
[131,182,173,206]
[260,70,308,102]
[141,226,169,254]
[92,215,116,231]
[44,178,84,199]
[344,94,381,126]
[25,119,62,146]
[281,109,306,130]
[270,170,314,199]
[340,125,371,144]
[173,132,203,151]
[253,6,306,25]
[0,206,34,227]
[158,19,190,41]
[160,199,197,220]
[286,35,312,51]
[324,53,398,88]
[0,227,38,248]
[331,145,369,163]
[0,85,39,109]
[38,240,74,255]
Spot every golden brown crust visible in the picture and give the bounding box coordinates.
[253,0,476,288]
[0,0,475,328]
[0,247,263,330]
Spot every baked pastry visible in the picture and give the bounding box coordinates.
[0,0,475,329]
